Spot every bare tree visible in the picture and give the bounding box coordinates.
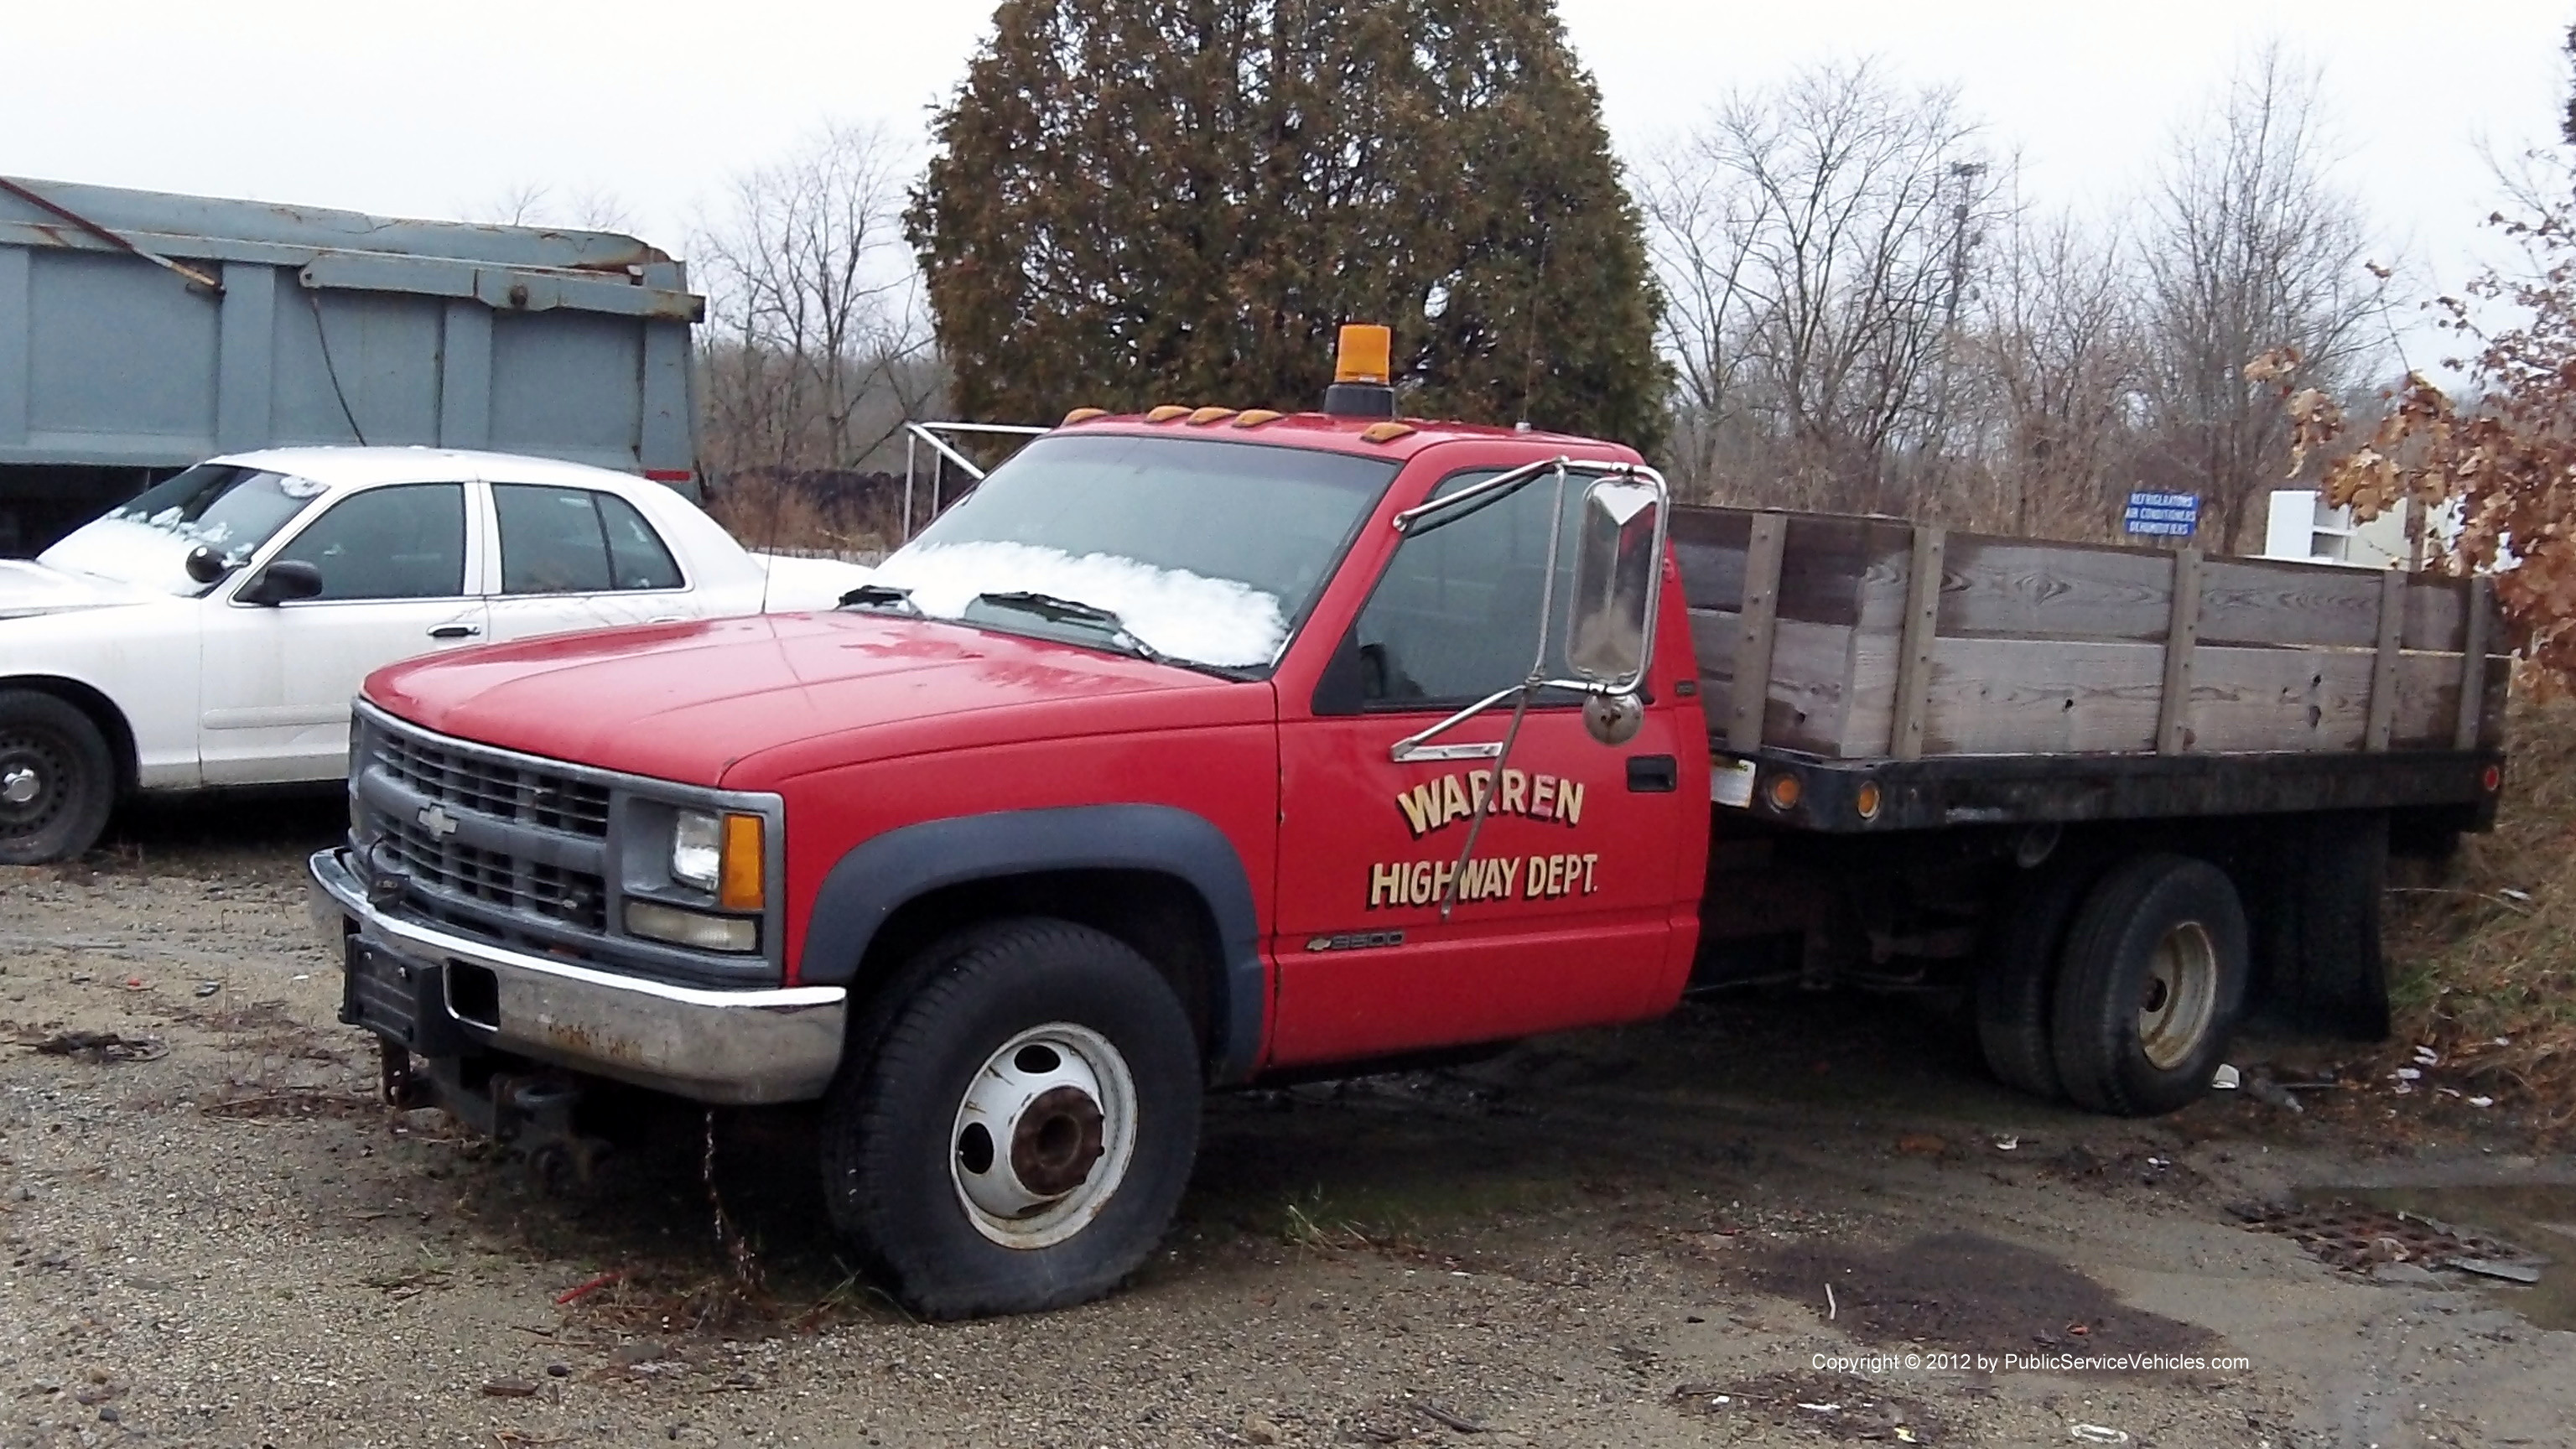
[1640,60,2007,513]
[470,182,637,233]
[693,122,940,485]
[2139,46,2387,553]
[1969,206,2149,538]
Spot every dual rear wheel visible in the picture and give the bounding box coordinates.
[1976,851,2248,1117]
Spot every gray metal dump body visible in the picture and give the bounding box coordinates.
[0,176,702,553]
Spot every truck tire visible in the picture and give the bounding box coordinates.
[1973,857,2098,1102]
[819,918,1202,1319]
[0,689,116,865]
[2049,853,2247,1117]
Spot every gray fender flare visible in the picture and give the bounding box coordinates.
[798,804,1265,1083]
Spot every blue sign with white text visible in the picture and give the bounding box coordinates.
[2123,491,2199,538]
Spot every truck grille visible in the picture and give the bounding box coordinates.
[355,713,615,944]
[376,822,608,933]
[372,728,611,838]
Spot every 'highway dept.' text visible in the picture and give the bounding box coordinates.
[1368,853,1601,909]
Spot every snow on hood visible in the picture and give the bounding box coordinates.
[0,558,168,621]
[870,541,1287,668]
[749,552,875,612]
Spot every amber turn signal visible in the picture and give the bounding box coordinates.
[1335,324,1392,385]
[719,813,766,911]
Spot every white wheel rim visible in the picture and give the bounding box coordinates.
[949,1022,1137,1249]
[2138,921,2219,1072]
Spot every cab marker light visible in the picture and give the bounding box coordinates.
[1187,406,1238,425]
[1360,421,1416,444]
[1145,404,1192,423]
[1061,407,1108,426]
[1233,409,1285,428]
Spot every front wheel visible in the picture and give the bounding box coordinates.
[2049,853,2248,1117]
[820,918,1202,1319]
[0,689,116,865]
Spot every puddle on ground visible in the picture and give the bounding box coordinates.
[2297,1183,2576,1332]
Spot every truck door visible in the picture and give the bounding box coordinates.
[1267,467,1699,1069]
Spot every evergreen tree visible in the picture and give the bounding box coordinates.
[909,0,1665,448]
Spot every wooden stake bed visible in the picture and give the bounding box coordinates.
[1675,506,2509,831]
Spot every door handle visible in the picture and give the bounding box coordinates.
[428,624,482,641]
[1626,754,1680,792]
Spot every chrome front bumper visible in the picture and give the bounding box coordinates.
[307,847,846,1104]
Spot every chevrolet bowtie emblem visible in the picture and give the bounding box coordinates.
[417,804,460,839]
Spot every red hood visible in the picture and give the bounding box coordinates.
[363,611,1271,788]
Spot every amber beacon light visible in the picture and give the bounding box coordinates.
[1324,324,1398,418]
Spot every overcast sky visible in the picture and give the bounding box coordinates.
[10,0,2573,333]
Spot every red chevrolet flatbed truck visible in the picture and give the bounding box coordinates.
[309,330,2502,1318]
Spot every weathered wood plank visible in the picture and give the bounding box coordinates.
[2156,548,2202,754]
[1936,537,2174,641]
[1914,637,2471,756]
[2365,568,2405,751]
[1669,506,1750,613]
[2456,577,2493,750]
[1889,527,1945,761]
[1691,609,1872,756]
[1672,504,1918,626]
[1728,515,1788,750]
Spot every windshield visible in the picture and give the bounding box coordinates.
[36,464,326,595]
[870,434,1399,669]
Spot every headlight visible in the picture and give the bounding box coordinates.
[672,810,723,892]
[669,808,768,911]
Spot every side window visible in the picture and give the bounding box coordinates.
[269,483,465,601]
[1352,472,1577,707]
[599,494,683,590]
[494,485,684,595]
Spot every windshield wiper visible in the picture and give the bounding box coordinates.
[838,583,922,614]
[970,590,1165,657]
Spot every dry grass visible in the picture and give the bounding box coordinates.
[704,472,901,558]
[2385,688,2576,1124]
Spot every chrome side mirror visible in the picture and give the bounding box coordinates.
[1565,478,1664,690]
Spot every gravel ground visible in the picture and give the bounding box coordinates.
[3,797,2573,1448]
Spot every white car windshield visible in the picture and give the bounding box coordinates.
[37,464,327,595]
[868,434,1398,671]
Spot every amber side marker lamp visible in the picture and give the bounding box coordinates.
[719,813,766,911]
[1854,780,1883,821]
[1764,771,1803,813]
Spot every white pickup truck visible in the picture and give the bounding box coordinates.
[0,447,870,863]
